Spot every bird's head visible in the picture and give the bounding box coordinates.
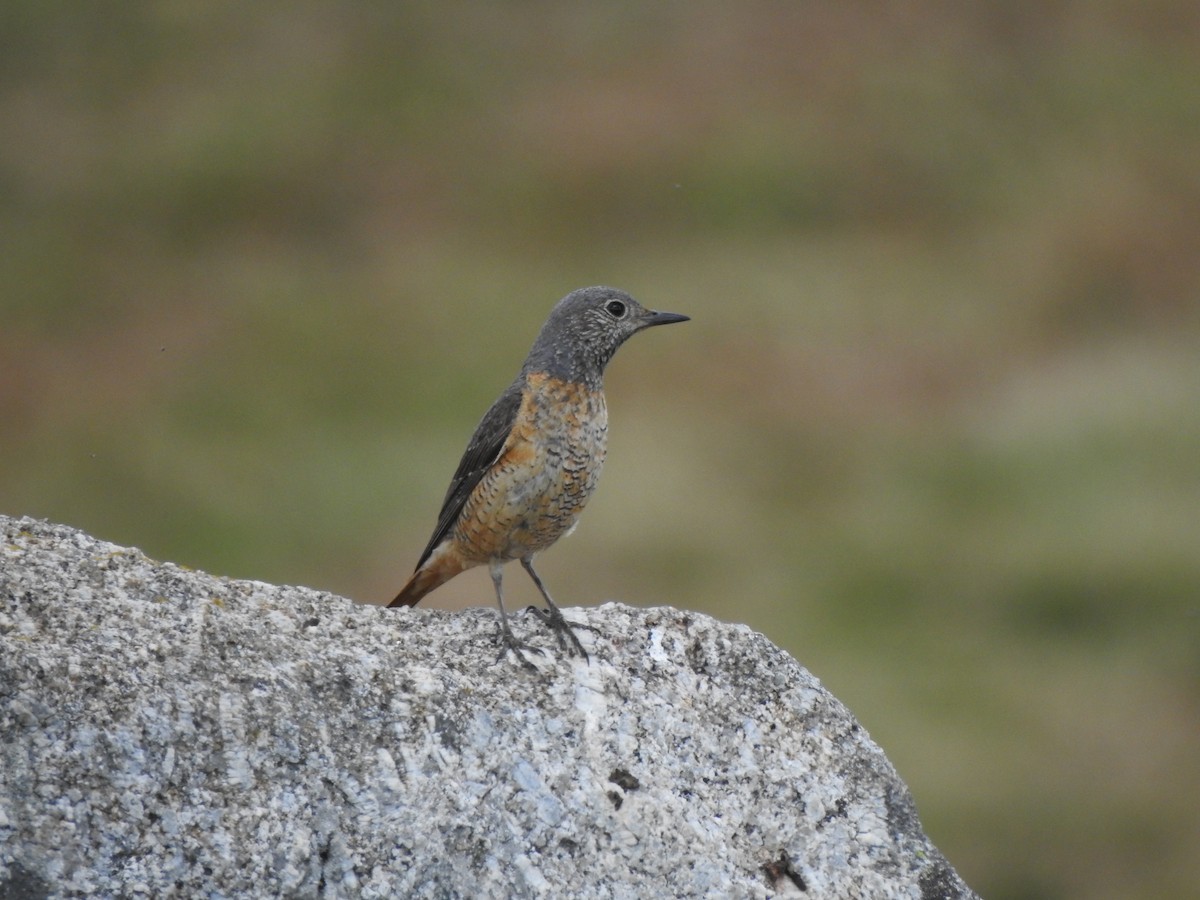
[524,286,689,385]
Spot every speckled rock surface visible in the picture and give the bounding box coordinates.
[0,515,976,899]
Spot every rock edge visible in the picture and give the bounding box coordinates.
[0,515,977,899]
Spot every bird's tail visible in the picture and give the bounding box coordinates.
[387,549,468,608]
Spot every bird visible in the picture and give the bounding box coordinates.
[388,286,688,665]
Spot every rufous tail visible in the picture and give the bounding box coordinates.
[387,550,467,608]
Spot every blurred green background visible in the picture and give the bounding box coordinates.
[3,3,1198,896]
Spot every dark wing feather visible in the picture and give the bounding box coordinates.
[412,378,524,570]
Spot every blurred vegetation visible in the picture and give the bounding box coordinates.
[3,3,1199,897]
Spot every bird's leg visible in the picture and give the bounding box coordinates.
[520,557,589,661]
[490,561,541,670]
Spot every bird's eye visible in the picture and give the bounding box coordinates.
[605,300,627,318]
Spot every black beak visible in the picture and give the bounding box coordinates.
[640,310,690,328]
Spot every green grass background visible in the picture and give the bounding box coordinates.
[3,4,1198,897]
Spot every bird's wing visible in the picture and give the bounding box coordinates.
[412,378,525,571]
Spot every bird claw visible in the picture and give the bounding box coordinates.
[495,619,547,671]
[524,605,591,662]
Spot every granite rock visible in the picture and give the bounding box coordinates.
[0,515,977,899]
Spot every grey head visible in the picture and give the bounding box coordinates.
[522,286,689,387]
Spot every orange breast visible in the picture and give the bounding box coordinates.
[454,372,607,562]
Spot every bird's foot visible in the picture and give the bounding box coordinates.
[495,618,546,672]
[525,605,592,662]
